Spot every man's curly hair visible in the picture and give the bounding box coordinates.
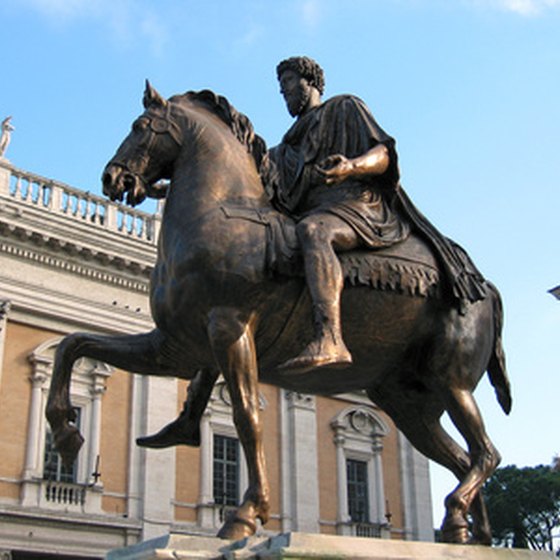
[276,56,325,95]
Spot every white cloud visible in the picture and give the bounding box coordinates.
[237,23,266,47]
[139,13,168,56]
[18,0,168,54]
[19,0,106,22]
[467,0,560,16]
[300,0,322,28]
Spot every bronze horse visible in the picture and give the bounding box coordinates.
[46,83,511,545]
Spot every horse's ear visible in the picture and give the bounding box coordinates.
[143,80,167,109]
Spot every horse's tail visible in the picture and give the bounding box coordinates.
[486,282,512,415]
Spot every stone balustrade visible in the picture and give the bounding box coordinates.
[44,480,87,507]
[0,161,160,245]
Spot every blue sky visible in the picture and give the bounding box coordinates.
[1,0,559,526]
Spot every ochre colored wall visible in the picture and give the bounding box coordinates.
[258,383,281,532]
[0,321,60,487]
[174,379,201,523]
[100,368,132,515]
[377,407,403,532]
[315,396,343,532]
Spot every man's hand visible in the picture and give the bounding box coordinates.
[314,145,391,187]
[315,154,353,186]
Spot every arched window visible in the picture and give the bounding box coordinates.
[20,338,111,513]
[331,406,391,538]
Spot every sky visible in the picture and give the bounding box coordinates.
[1,0,559,528]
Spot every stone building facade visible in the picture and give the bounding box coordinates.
[0,159,433,559]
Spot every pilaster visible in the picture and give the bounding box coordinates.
[137,375,178,541]
[0,160,10,196]
[284,391,320,533]
[398,431,434,541]
[0,299,11,388]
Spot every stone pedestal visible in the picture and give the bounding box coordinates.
[106,532,556,559]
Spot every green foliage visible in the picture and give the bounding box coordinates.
[484,464,560,552]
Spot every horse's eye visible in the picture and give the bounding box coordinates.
[151,118,169,133]
[133,119,148,132]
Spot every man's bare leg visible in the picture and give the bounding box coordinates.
[279,213,359,374]
[136,368,219,448]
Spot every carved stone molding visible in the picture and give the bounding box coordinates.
[0,240,150,293]
[285,390,315,411]
[331,406,389,439]
[210,379,267,411]
[0,299,10,327]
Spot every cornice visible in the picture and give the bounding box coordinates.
[1,274,154,334]
[0,237,151,293]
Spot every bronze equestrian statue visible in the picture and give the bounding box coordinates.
[46,57,511,546]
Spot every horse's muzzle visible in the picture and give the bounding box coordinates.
[102,164,146,206]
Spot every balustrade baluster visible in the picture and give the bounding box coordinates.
[12,175,22,198]
[50,184,62,212]
[2,166,157,245]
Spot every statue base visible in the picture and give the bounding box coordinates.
[106,532,555,559]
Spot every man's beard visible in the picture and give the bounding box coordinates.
[287,86,310,117]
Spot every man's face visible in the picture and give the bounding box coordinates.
[279,69,312,117]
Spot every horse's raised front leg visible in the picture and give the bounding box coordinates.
[207,308,270,540]
[46,329,173,467]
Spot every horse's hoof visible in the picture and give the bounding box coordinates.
[469,535,492,546]
[54,425,84,468]
[217,514,257,541]
[441,522,469,544]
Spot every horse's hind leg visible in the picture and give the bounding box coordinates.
[207,308,269,540]
[366,389,492,545]
[405,420,491,543]
[440,386,500,543]
[46,329,174,466]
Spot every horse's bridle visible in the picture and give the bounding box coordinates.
[142,102,183,147]
[108,101,183,186]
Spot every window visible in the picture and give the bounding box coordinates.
[347,458,369,523]
[213,434,239,506]
[331,406,390,537]
[20,338,112,513]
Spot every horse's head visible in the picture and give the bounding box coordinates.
[102,81,182,206]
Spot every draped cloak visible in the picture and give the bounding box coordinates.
[263,94,486,305]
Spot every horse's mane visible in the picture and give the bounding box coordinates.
[178,90,268,170]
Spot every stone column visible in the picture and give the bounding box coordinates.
[279,389,292,532]
[137,375,178,541]
[22,369,48,481]
[0,300,11,389]
[127,374,144,521]
[88,382,106,483]
[285,391,320,533]
[398,431,434,541]
[197,408,214,528]
[333,431,350,535]
[371,436,386,525]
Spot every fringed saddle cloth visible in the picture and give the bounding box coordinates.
[221,205,440,299]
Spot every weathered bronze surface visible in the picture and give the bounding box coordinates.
[46,58,511,546]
